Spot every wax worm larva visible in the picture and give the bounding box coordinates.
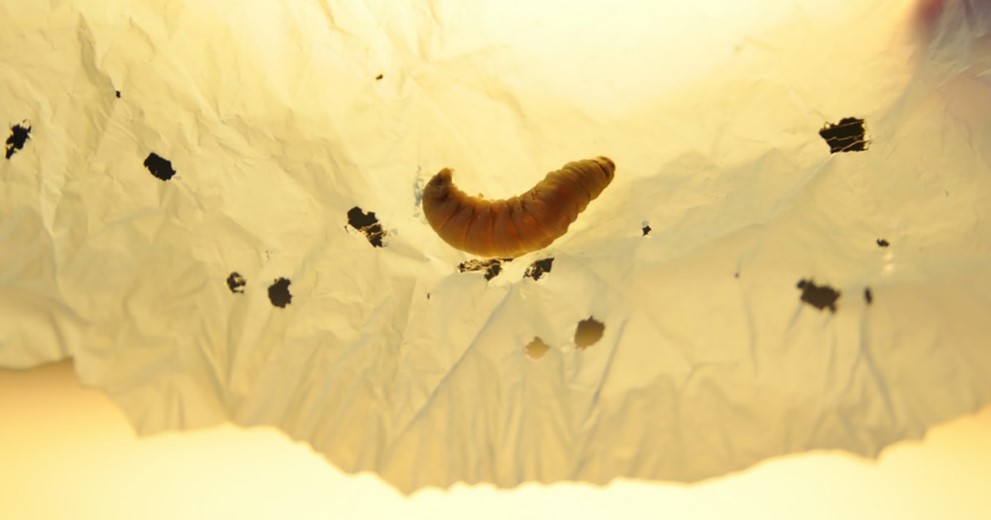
[422,156,615,258]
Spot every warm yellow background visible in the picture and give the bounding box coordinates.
[1,361,989,519]
[3,1,989,517]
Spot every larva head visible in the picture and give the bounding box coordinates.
[593,156,616,185]
[424,168,454,200]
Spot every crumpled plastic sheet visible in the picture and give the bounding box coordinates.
[2,0,990,493]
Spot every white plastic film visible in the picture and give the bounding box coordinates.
[1,0,990,492]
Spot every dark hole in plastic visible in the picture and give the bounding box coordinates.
[5,121,31,159]
[575,317,605,349]
[346,207,386,247]
[524,258,554,281]
[525,337,550,360]
[227,272,247,294]
[797,279,840,312]
[819,117,868,153]
[143,152,176,181]
[459,258,504,280]
[268,277,292,308]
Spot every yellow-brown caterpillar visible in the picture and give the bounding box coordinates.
[422,156,615,258]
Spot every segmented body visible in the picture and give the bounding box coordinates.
[422,156,615,258]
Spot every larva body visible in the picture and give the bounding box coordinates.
[422,156,615,258]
